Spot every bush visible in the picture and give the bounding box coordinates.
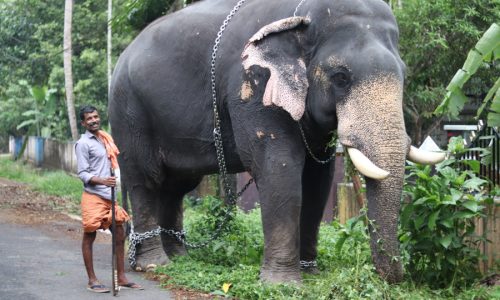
[183,195,264,266]
[400,136,495,289]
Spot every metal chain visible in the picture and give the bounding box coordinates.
[272,0,330,165]
[128,0,320,267]
[128,227,180,268]
[211,0,249,203]
[293,0,335,166]
[299,260,317,269]
[298,123,336,164]
[127,178,255,267]
[128,0,251,267]
[293,0,307,17]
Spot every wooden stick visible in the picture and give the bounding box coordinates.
[110,168,118,296]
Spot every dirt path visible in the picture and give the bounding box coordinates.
[0,177,213,299]
[0,176,218,299]
[0,178,97,242]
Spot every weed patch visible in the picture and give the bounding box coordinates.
[0,157,496,298]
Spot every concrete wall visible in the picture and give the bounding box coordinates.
[9,136,77,174]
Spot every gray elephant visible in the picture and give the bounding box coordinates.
[109,0,444,283]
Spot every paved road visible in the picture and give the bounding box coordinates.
[0,221,173,299]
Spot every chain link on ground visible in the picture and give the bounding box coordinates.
[299,260,318,269]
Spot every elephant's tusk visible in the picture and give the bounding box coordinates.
[347,148,390,180]
[407,146,446,165]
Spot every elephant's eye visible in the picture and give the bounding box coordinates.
[332,71,351,89]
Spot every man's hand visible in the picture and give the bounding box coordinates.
[90,176,116,187]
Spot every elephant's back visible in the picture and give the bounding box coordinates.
[111,3,226,128]
[109,1,250,173]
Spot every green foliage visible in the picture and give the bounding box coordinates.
[0,83,35,136]
[0,157,81,209]
[152,191,497,298]
[123,0,171,30]
[435,23,500,126]
[183,195,264,266]
[400,136,494,289]
[0,156,496,298]
[160,212,387,300]
[113,0,200,30]
[0,0,134,141]
[36,171,83,202]
[394,0,500,144]
[159,205,495,299]
[332,210,369,256]
[15,81,68,139]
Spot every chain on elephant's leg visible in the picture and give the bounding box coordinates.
[133,235,170,271]
[160,232,187,257]
[128,185,170,271]
[158,202,187,258]
[299,158,334,275]
[157,176,202,258]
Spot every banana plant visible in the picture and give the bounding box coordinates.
[16,82,58,138]
[435,23,500,125]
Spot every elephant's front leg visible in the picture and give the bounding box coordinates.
[255,149,305,283]
[157,176,202,258]
[300,157,334,274]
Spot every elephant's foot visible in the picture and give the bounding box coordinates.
[161,234,187,257]
[131,235,170,272]
[260,266,302,284]
[301,266,320,275]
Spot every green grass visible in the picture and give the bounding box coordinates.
[0,156,82,206]
[0,156,497,299]
[159,225,496,299]
[158,198,498,300]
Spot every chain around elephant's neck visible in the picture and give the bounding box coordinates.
[210,0,250,203]
[293,0,335,164]
[298,122,336,164]
[294,0,308,16]
[210,0,319,200]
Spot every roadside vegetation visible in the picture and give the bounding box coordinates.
[0,0,498,298]
[0,155,81,203]
[0,155,498,299]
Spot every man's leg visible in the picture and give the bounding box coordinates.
[82,231,98,284]
[115,224,127,283]
[116,224,143,288]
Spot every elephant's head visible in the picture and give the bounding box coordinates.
[241,0,444,283]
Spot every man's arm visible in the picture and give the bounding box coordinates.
[75,142,116,187]
[89,176,116,187]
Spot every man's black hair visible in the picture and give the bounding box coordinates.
[79,105,98,121]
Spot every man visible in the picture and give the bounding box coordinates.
[75,105,143,293]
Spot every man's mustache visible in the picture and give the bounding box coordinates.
[89,122,99,126]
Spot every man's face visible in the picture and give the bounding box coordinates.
[81,110,100,133]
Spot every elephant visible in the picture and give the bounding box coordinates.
[109,0,444,284]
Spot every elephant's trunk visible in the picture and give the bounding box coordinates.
[365,150,406,283]
[337,74,408,283]
[350,130,407,283]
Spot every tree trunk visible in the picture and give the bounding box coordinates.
[64,0,78,141]
[351,173,365,209]
[107,0,112,93]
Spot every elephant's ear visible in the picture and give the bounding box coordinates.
[241,17,310,121]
